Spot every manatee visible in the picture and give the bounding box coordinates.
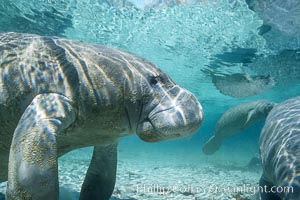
[208,48,300,95]
[211,73,274,98]
[0,32,203,200]
[202,68,275,98]
[259,96,300,199]
[202,100,275,155]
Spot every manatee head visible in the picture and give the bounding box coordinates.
[254,100,277,117]
[133,62,203,142]
[99,47,203,142]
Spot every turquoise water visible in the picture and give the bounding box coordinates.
[1,0,300,199]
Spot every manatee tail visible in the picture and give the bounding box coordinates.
[202,135,222,155]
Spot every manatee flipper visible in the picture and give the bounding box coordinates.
[202,136,222,155]
[259,176,281,200]
[243,108,255,127]
[7,93,76,200]
[80,143,118,200]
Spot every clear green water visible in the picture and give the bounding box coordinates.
[1,0,300,199]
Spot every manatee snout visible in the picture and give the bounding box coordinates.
[137,87,203,142]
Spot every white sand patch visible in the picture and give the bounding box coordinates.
[0,143,261,200]
[57,144,261,200]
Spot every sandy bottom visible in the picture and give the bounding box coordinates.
[0,139,262,200]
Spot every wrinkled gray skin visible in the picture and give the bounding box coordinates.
[0,32,203,200]
[259,96,300,200]
[202,100,275,155]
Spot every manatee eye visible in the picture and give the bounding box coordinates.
[150,76,159,86]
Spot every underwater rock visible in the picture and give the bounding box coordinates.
[259,96,300,199]
[202,100,275,155]
[0,32,203,199]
